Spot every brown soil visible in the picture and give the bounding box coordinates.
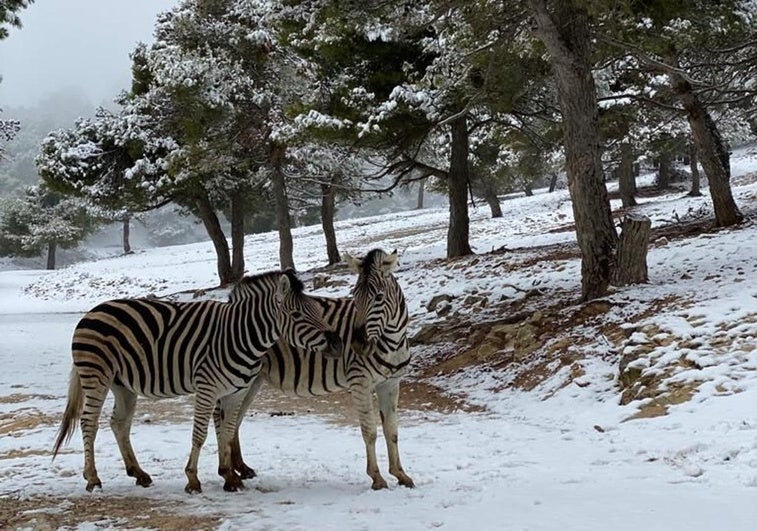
[246,378,484,425]
[0,495,222,531]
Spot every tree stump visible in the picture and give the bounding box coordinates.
[612,215,651,286]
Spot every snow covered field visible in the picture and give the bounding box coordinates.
[1,149,756,530]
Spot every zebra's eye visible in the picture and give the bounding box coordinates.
[291,311,304,320]
[374,293,385,303]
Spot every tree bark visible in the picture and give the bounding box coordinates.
[669,70,742,226]
[548,172,558,193]
[416,177,425,209]
[122,216,132,254]
[528,0,618,301]
[446,114,473,258]
[688,142,702,197]
[271,144,295,270]
[230,192,245,280]
[657,149,671,188]
[482,177,503,218]
[612,215,651,286]
[196,193,234,285]
[619,142,637,207]
[320,182,340,265]
[46,241,56,270]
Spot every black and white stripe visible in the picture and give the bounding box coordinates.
[52,270,341,494]
[222,249,415,490]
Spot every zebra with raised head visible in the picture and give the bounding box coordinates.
[52,269,343,494]
[217,249,415,490]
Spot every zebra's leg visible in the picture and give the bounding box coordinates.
[214,390,247,492]
[110,383,152,487]
[214,375,263,480]
[376,378,415,488]
[79,375,109,491]
[350,381,388,490]
[184,388,216,494]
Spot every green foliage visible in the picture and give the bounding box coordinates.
[0,0,33,39]
[0,186,98,258]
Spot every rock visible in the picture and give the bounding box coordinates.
[410,324,441,345]
[426,293,454,312]
[312,273,330,290]
[436,300,452,316]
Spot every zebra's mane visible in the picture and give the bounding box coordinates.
[353,249,388,292]
[360,249,386,274]
[229,269,304,301]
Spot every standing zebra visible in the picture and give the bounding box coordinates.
[217,249,415,490]
[52,270,343,494]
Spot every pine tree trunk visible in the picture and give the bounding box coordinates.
[416,178,425,209]
[612,215,651,286]
[670,71,742,226]
[529,0,618,301]
[447,114,473,258]
[122,216,132,254]
[619,142,637,207]
[523,183,533,197]
[230,192,245,280]
[195,193,234,285]
[657,149,671,188]
[46,241,56,270]
[482,178,503,218]
[688,143,702,197]
[548,172,558,193]
[320,182,340,265]
[271,144,295,270]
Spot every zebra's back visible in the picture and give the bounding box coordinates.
[72,298,234,398]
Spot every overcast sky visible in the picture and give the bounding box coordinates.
[0,0,176,108]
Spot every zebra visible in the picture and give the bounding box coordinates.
[216,249,415,490]
[52,269,343,494]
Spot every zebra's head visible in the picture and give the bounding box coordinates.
[343,249,404,354]
[275,270,344,358]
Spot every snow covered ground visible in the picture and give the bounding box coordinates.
[1,148,756,530]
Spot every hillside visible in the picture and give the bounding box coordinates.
[0,148,756,530]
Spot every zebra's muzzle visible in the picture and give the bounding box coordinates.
[321,331,344,359]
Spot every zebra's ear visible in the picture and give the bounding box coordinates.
[343,252,362,274]
[381,250,399,274]
[276,273,292,302]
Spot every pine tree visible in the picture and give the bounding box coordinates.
[0,185,97,269]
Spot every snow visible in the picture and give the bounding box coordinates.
[1,148,756,530]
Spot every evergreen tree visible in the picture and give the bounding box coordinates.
[597,0,756,226]
[0,185,97,269]
[0,0,32,39]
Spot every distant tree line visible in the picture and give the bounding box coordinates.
[0,0,755,301]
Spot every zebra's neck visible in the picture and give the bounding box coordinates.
[228,274,282,355]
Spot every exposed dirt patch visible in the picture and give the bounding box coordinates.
[0,393,57,405]
[0,495,222,531]
[247,378,484,425]
[0,409,58,437]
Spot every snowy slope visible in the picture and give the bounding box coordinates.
[0,147,755,530]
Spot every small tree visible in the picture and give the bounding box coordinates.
[0,185,97,269]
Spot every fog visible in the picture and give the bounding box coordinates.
[0,0,176,108]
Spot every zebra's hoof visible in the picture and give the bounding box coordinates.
[223,476,244,492]
[399,476,415,488]
[135,474,153,488]
[235,464,257,480]
[85,478,102,492]
[370,477,389,490]
[184,481,202,494]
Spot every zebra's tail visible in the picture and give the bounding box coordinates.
[52,366,83,460]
